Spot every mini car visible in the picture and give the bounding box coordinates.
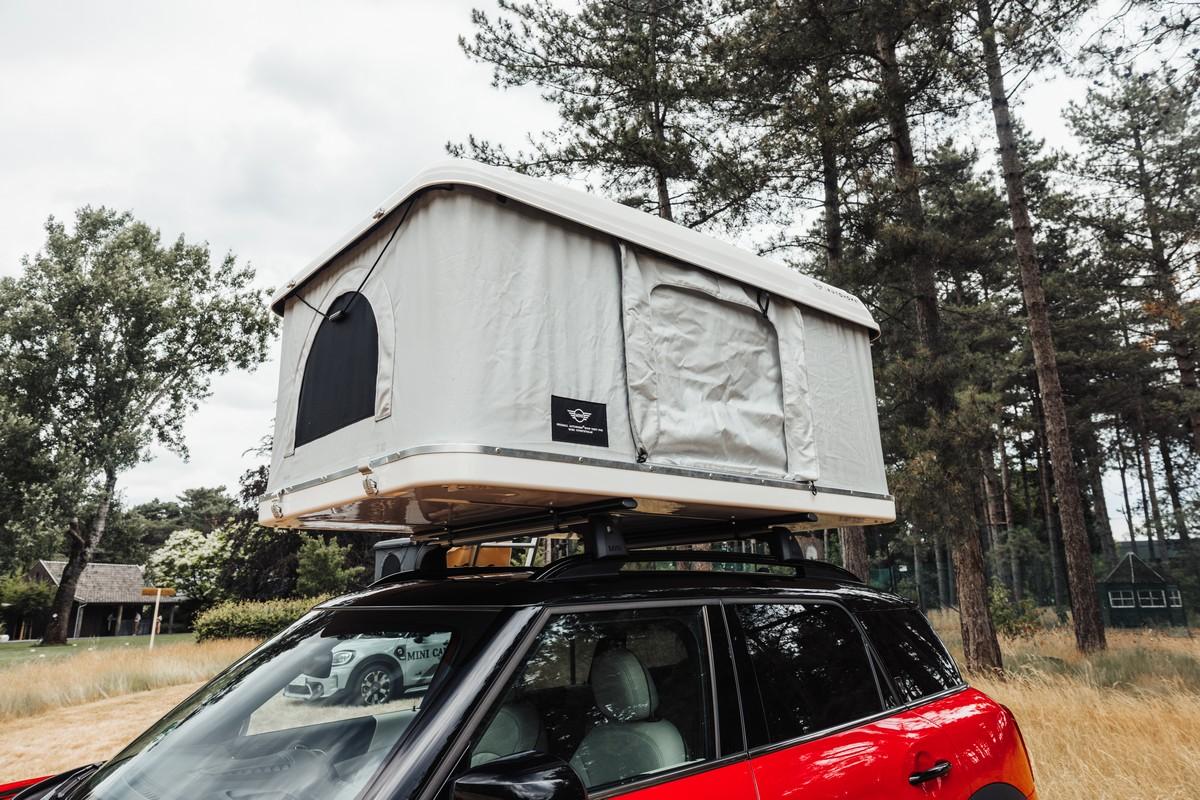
[13,549,1036,800]
[282,632,450,705]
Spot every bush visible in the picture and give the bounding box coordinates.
[988,580,1042,639]
[194,596,328,641]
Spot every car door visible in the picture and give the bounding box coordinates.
[856,608,1035,799]
[725,600,957,799]
[455,603,758,800]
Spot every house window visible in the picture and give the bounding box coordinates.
[1108,590,1135,608]
[1168,589,1182,608]
[1137,590,1166,608]
[295,292,378,447]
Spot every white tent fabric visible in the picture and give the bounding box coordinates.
[263,162,890,529]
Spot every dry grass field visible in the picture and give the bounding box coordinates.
[1,620,1198,799]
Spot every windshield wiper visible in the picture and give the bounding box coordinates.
[46,763,102,800]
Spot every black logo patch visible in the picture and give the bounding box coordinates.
[551,395,609,447]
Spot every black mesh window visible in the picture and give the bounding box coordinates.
[295,292,378,447]
[731,603,882,746]
[856,609,963,703]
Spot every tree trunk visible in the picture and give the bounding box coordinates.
[1158,434,1189,541]
[952,525,1004,674]
[980,449,1011,591]
[1137,428,1167,547]
[1131,125,1200,452]
[1083,429,1119,566]
[841,526,870,582]
[1131,427,1158,561]
[1115,426,1137,543]
[1035,415,1068,611]
[913,539,924,611]
[934,533,950,608]
[42,468,118,645]
[998,431,1023,600]
[975,0,1105,652]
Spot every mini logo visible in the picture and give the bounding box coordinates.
[567,408,592,423]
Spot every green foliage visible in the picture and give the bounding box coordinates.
[146,528,231,609]
[102,487,238,564]
[193,596,328,642]
[988,581,1043,639]
[0,575,56,636]
[296,537,366,598]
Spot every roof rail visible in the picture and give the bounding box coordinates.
[536,549,863,583]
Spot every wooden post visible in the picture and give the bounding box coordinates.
[142,587,176,649]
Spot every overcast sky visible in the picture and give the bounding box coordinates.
[3,1,1138,537]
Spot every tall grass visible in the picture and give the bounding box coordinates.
[0,638,256,722]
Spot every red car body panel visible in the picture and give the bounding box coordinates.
[618,761,757,800]
[0,777,48,800]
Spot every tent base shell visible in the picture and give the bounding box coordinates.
[258,445,895,536]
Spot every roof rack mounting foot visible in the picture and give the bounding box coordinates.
[582,513,627,559]
[765,527,804,563]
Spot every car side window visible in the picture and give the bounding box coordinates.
[855,608,963,703]
[467,606,715,792]
[730,602,882,747]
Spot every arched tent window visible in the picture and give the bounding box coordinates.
[295,291,379,447]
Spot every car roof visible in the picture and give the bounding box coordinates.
[320,567,914,614]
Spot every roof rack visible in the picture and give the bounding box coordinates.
[535,548,862,583]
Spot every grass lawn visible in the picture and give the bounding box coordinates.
[0,633,195,669]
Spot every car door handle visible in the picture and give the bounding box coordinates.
[909,760,951,785]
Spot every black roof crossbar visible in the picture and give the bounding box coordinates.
[622,513,818,550]
[535,549,863,583]
[413,497,639,547]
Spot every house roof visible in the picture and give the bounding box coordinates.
[35,560,180,605]
[270,160,879,332]
[1102,552,1169,585]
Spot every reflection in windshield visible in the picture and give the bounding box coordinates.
[71,608,498,800]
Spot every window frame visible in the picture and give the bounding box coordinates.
[721,597,900,758]
[1137,589,1167,608]
[1109,590,1135,609]
[442,599,743,800]
[1168,589,1182,608]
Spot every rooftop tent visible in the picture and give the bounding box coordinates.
[260,160,893,537]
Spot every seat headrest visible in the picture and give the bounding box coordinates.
[589,647,659,722]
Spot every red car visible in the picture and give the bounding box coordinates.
[8,549,1035,800]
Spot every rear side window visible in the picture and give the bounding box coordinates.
[730,603,882,746]
[856,609,963,703]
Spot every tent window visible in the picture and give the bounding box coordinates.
[295,292,378,447]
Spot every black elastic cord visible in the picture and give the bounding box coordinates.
[296,194,419,321]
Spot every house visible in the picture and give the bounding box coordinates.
[28,560,184,639]
[1099,553,1187,628]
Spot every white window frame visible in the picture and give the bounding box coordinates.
[1108,590,1135,609]
[1137,589,1166,608]
[1168,589,1182,608]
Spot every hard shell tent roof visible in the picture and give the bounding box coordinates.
[271,160,877,331]
[261,160,892,538]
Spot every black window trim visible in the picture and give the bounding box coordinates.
[720,596,936,760]
[428,598,746,800]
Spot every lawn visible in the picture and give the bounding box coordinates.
[0,633,195,669]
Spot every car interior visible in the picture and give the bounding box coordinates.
[470,615,709,789]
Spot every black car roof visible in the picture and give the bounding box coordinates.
[321,564,914,614]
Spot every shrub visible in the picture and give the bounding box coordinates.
[988,580,1042,639]
[194,596,328,641]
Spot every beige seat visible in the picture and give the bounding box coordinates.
[470,702,547,767]
[569,648,687,787]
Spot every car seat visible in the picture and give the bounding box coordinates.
[470,702,547,767]
[569,647,686,787]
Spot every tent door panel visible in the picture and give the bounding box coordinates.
[621,245,818,480]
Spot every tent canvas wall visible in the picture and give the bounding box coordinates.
[260,161,892,537]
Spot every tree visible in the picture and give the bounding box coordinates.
[0,207,275,645]
[296,537,366,597]
[968,0,1107,651]
[452,0,762,228]
[0,575,56,640]
[146,528,230,608]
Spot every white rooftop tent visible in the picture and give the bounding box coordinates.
[260,160,893,538]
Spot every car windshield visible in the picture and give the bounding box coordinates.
[71,606,500,800]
